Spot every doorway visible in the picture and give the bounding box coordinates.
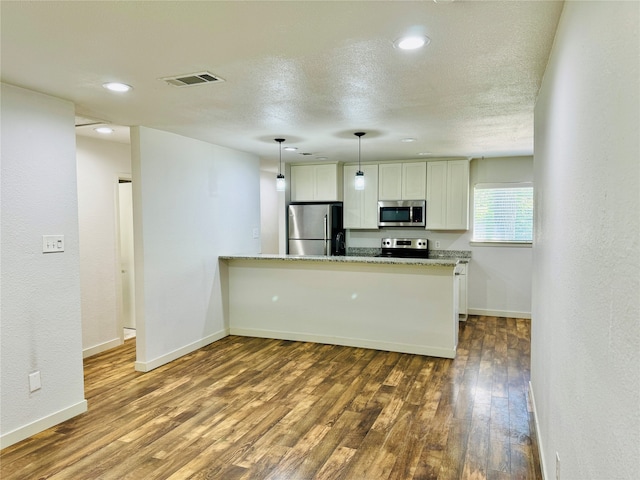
[118,178,136,339]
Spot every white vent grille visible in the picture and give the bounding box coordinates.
[161,71,225,87]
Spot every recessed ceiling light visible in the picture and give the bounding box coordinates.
[283,147,298,151]
[94,126,114,134]
[102,82,132,93]
[394,35,431,50]
[316,156,328,161]
[418,152,432,156]
[401,137,417,143]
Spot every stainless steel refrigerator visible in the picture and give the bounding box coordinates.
[288,202,345,256]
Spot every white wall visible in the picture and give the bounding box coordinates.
[260,169,279,254]
[131,127,261,371]
[1,84,87,448]
[76,136,131,357]
[347,155,533,317]
[531,2,640,479]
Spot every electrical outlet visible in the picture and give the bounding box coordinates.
[556,452,560,480]
[435,240,441,249]
[29,371,41,392]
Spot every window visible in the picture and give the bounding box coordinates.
[473,183,533,243]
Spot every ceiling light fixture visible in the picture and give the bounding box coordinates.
[401,137,417,143]
[94,126,114,134]
[283,146,298,152]
[102,82,133,93]
[394,35,431,50]
[354,132,366,191]
[275,138,286,192]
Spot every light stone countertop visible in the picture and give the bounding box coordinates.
[219,253,459,267]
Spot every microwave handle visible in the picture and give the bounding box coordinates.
[323,215,328,255]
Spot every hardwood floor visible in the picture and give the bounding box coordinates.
[1,316,541,479]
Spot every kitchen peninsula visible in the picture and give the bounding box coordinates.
[218,255,461,358]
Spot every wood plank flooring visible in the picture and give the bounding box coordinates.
[1,316,542,479]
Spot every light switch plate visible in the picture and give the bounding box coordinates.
[43,235,64,253]
[29,371,41,392]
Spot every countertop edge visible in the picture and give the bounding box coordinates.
[219,254,459,267]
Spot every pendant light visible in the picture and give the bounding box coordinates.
[354,132,366,190]
[275,138,286,192]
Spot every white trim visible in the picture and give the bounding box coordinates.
[134,329,229,372]
[468,308,531,319]
[0,400,88,450]
[474,181,533,190]
[83,337,123,358]
[529,381,547,480]
[469,241,532,247]
[229,327,457,359]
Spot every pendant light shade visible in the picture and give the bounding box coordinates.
[275,138,286,192]
[354,132,366,190]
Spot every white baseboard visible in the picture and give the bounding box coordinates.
[134,328,229,372]
[468,308,531,319]
[230,327,457,359]
[83,337,122,358]
[0,400,88,450]
[529,381,547,480]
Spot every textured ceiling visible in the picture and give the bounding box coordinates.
[0,1,563,168]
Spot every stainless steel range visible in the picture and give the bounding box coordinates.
[377,238,430,258]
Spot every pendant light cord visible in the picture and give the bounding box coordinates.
[275,138,285,175]
[354,132,366,173]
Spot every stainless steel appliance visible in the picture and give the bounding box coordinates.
[288,202,346,256]
[377,237,430,258]
[378,200,426,227]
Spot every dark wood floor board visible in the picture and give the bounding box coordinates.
[0,316,542,480]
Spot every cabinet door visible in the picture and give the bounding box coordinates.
[343,164,379,229]
[458,263,468,320]
[378,164,402,200]
[446,160,469,230]
[291,165,315,202]
[426,161,447,229]
[313,164,338,201]
[360,164,379,228]
[343,165,361,228]
[402,162,427,199]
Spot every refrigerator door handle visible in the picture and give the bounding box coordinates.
[323,215,328,255]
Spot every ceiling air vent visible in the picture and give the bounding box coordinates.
[161,71,225,87]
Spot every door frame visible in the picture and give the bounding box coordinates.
[115,173,134,343]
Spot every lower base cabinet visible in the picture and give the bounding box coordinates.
[458,263,468,320]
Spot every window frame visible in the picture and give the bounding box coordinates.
[471,182,534,246]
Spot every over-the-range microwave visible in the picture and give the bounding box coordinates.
[377,200,426,227]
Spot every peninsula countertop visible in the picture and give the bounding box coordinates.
[219,253,460,267]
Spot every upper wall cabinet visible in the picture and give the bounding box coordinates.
[291,164,342,202]
[378,162,427,200]
[343,164,379,229]
[426,160,470,230]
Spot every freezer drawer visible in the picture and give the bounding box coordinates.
[288,239,330,256]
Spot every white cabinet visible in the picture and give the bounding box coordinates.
[343,164,379,229]
[457,262,468,320]
[378,162,426,200]
[402,162,428,199]
[426,160,469,230]
[291,164,341,202]
[378,164,402,199]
